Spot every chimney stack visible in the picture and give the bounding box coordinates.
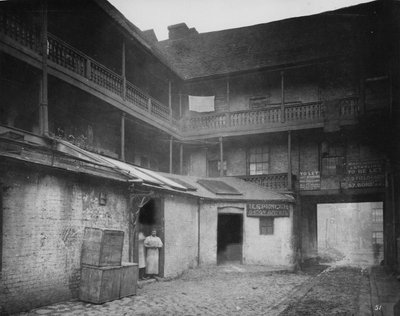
[168,23,198,40]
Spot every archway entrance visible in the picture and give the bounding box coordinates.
[317,202,384,265]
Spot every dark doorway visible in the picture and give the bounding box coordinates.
[137,198,165,277]
[217,214,243,264]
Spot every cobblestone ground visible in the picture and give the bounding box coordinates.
[14,264,370,316]
[15,265,312,316]
[280,266,367,315]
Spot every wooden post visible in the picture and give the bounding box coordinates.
[180,143,183,175]
[40,0,49,136]
[122,40,126,100]
[168,80,172,121]
[121,113,125,161]
[179,92,182,118]
[288,130,292,190]
[219,136,224,177]
[226,78,230,107]
[281,71,285,123]
[169,136,173,173]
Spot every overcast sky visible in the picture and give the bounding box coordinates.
[108,0,372,41]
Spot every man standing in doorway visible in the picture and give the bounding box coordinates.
[144,229,163,278]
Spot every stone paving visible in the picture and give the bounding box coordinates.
[14,265,312,316]
[280,266,367,315]
[12,263,381,316]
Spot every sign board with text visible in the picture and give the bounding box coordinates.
[247,202,290,217]
[300,171,321,190]
[342,160,385,189]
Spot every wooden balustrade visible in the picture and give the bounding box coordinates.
[237,173,290,191]
[126,82,149,111]
[285,102,322,121]
[0,12,174,125]
[48,34,86,76]
[90,61,123,96]
[151,98,171,121]
[0,11,362,135]
[182,102,324,132]
[0,11,41,52]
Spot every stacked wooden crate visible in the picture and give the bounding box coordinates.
[79,227,138,304]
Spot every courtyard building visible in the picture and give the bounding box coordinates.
[0,0,399,313]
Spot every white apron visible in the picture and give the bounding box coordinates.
[144,236,163,274]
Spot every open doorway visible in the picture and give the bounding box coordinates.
[217,214,243,264]
[317,202,384,265]
[138,198,164,277]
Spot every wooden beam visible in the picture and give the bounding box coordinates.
[281,71,285,123]
[288,130,292,190]
[40,0,49,136]
[121,112,126,161]
[169,136,173,173]
[219,136,224,177]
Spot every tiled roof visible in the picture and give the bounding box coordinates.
[154,5,372,80]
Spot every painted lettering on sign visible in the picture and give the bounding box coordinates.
[300,171,321,191]
[247,202,290,217]
[342,160,385,189]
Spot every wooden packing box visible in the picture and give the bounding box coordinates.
[79,263,138,304]
[120,263,138,297]
[81,227,124,267]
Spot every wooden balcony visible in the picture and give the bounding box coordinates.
[0,11,178,136]
[0,11,360,141]
[237,173,293,191]
[181,97,359,139]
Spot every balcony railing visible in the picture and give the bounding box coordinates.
[237,173,291,191]
[0,11,361,138]
[182,101,324,132]
[0,12,174,127]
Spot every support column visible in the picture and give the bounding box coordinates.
[179,92,182,118]
[180,143,184,175]
[40,0,49,136]
[168,80,172,121]
[288,131,292,190]
[226,78,230,107]
[281,71,285,123]
[122,40,126,100]
[169,136,173,173]
[120,113,125,161]
[219,136,224,177]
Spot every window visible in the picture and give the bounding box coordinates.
[249,95,270,109]
[372,208,383,222]
[372,231,383,245]
[208,160,227,177]
[260,217,274,235]
[321,156,345,176]
[248,146,269,175]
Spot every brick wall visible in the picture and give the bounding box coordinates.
[0,163,130,314]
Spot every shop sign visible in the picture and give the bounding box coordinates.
[342,160,385,189]
[300,171,321,190]
[247,202,290,217]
